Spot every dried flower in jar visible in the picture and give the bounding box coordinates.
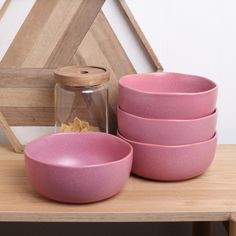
[60,117,99,132]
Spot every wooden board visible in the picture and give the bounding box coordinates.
[0,112,23,153]
[0,0,11,21]
[0,68,54,126]
[0,0,105,67]
[0,145,236,223]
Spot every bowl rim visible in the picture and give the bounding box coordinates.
[118,106,217,122]
[119,72,217,96]
[24,132,133,169]
[117,131,217,148]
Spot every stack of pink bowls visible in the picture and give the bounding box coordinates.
[117,72,218,181]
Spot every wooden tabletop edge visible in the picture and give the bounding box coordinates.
[0,211,232,222]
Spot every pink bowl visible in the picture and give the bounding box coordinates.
[117,131,217,181]
[24,132,133,203]
[118,107,217,145]
[119,72,217,119]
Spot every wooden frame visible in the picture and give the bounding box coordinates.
[0,0,135,118]
[0,0,163,152]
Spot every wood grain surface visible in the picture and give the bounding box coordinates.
[0,68,54,126]
[0,107,54,126]
[0,68,54,88]
[0,0,11,21]
[0,145,236,222]
[0,112,23,153]
[0,0,105,67]
[54,65,109,87]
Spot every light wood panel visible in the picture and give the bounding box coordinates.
[0,68,54,126]
[0,88,53,107]
[0,68,54,88]
[0,0,105,67]
[0,145,236,222]
[0,107,54,126]
[0,0,11,21]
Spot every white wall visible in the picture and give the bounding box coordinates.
[124,0,236,144]
[0,0,235,144]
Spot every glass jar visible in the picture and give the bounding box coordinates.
[54,65,109,133]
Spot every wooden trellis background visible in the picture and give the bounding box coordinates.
[0,0,162,152]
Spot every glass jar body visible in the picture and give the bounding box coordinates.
[55,83,108,133]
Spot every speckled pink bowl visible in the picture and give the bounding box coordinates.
[24,132,133,203]
[117,131,217,181]
[119,72,217,119]
[118,107,217,145]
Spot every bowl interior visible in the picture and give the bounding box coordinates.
[119,72,216,93]
[25,132,132,167]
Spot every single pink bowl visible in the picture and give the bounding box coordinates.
[24,132,133,203]
[117,131,217,181]
[118,107,217,145]
[119,72,217,119]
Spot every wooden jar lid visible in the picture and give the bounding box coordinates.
[54,65,109,87]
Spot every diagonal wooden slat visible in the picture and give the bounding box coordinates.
[0,0,105,67]
[118,0,163,71]
[0,112,23,153]
[0,0,11,21]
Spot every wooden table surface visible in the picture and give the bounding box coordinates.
[0,144,236,222]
